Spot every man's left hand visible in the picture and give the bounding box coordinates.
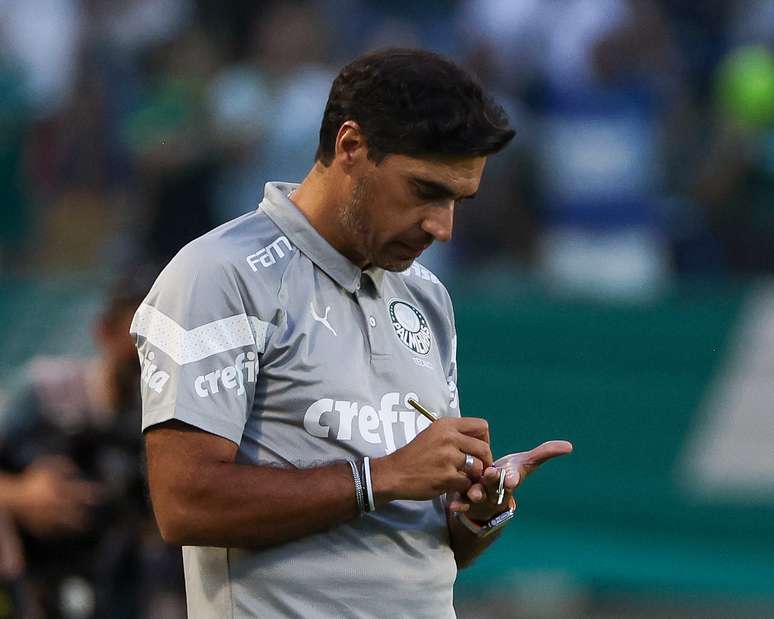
[447,440,573,523]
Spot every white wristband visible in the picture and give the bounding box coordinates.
[363,456,376,512]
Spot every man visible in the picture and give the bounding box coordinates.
[0,277,185,618]
[134,48,572,618]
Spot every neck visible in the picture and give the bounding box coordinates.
[289,165,368,267]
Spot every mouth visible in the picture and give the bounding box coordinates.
[399,242,431,258]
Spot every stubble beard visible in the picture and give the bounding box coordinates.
[339,176,371,245]
[339,175,413,272]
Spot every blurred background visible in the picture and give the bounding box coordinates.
[0,0,773,617]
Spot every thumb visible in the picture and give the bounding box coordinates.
[525,440,573,467]
[497,440,573,479]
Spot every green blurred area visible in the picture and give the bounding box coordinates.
[0,277,101,400]
[447,279,774,605]
[1,276,772,608]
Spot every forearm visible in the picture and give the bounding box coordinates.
[146,416,493,549]
[446,507,504,569]
[153,459,368,548]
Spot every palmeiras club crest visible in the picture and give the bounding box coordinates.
[388,299,432,355]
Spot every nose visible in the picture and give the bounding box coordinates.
[421,200,454,243]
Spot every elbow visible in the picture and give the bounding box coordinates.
[151,489,201,546]
[154,503,191,546]
[156,516,185,546]
[152,491,227,547]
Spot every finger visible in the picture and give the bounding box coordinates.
[466,482,486,503]
[447,473,473,496]
[446,492,470,513]
[485,468,506,502]
[474,467,505,503]
[450,417,490,443]
[525,440,573,466]
[481,466,500,488]
[454,435,493,469]
[496,440,573,480]
[459,454,484,480]
[449,501,470,513]
[504,469,521,492]
[469,467,497,501]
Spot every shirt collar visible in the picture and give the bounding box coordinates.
[259,182,385,296]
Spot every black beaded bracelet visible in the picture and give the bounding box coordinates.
[348,460,366,515]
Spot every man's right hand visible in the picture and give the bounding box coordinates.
[143,418,492,548]
[11,456,104,536]
[371,417,492,502]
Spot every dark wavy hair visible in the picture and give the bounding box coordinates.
[315,48,515,165]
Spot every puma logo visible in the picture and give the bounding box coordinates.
[310,301,337,336]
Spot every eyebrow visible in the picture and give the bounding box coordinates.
[409,177,477,201]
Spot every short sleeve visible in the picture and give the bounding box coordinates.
[130,246,268,445]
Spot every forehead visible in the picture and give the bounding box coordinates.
[380,154,487,193]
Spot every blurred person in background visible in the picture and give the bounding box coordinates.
[692,40,774,273]
[533,0,678,298]
[458,0,682,297]
[0,275,184,619]
[124,28,221,265]
[0,0,82,118]
[208,1,335,223]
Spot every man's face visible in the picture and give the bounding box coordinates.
[338,153,486,271]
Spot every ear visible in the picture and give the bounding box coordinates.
[334,121,368,170]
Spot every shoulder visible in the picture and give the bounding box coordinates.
[148,210,296,314]
[169,210,292,283]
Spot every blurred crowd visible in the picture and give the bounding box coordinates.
[0,275,184,618]
[0,0,772,296]
[0,0,774,616]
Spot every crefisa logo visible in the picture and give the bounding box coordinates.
[141,350,170,394]
[388,299,431,355]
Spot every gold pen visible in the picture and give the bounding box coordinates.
[407,398,439,423]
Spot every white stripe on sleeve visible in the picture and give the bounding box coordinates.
[131,303,269,365]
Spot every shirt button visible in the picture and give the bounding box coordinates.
[368,316,376,327]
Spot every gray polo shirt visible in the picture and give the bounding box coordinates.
[131,182,461,618]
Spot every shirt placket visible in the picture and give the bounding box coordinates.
[354,274,390,359]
